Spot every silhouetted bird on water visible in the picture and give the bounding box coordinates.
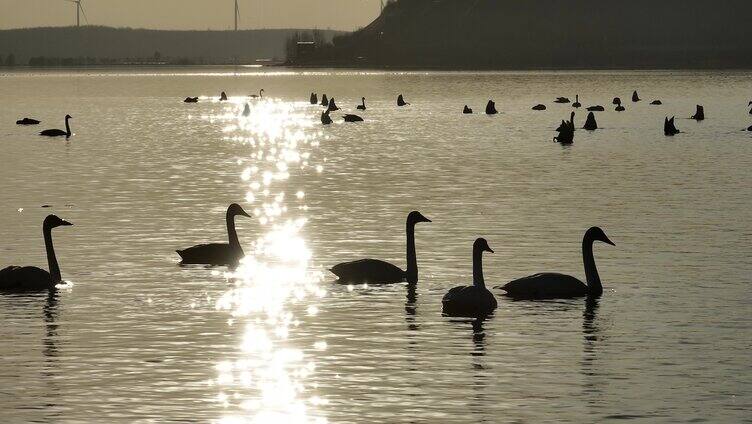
[497,227,615,300]
[249,89,264,99]
[664,116,680,136]
[532,104,546,111]
[343,114,363,122]
[242,103,251,117]
[184,97,198,103]
[327,97,340,111]
[747,124,752,131]
[219,91,228,101]
[615,98,625,112]
[583,112,598,130]
[572,95,581,108]
[320,94,329,107]
[310,93,318,104]
[651,100,663,105]
[330,211,431,284]
[748,101,752,114]
[587,105,605,112]
[176,203,251,267]
[16,117,40,125]
[463,105,473,114]
[0,215,72,292]
[612,97,621,105]
[356,97,366,110]
[632,90,641,102]
[321,110,333,125]
[554,97,570,104]
[485,100,498,115]
[554,112,575,144]
[40,115,72,138]
[442,238,498,317]
[691,105,705,121]
[397,94,410,106]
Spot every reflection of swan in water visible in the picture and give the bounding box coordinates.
[442,238,498,317]
[0,215,73,292]
[175,203,251,267]
[498,227,615,299]
[330,211,431,284]
[242,103,251,117]
[581,297,605,398]
[40,115,72,138]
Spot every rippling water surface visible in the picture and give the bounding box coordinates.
[0,68,751,423]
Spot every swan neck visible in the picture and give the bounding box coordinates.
[405,221,418,284]
[65,116,71,136]
[582,236,602,296]
[44,225,61,282]
[472,247,485,287]
[226,212,241,253]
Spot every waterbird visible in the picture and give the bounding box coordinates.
[497,227,615,299]
[463,105,473,114]
[664,116,680,136]
[219,91,228,101]
[310,93,318,104]
[587,105,605,112]
[321,110,333,125]
[249,89,264,99]
[320,94,329,107]
[356,97,366,110]
[615,100,625,112]
[651,100,663,105]
[343,114,363,122]
[572,95,581,108]
[532,104,547,111]
[184,97,199,103]
[632,90,641,102]
[329,211,431,285]
[441,238,498,317]
[554,112,575,144]
[175,203,251,267]
[397,94,410,107]
[583,112,598,130]
[40,115,72,138]
[242,103,251,117]
[485,100,498,115]
[691,105,705,121]
[0,215,72,292]
[612,97,621,105]
[327,97,340,111]
[554,97,570,104]
[16,117,40,125]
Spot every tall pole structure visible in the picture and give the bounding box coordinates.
[234,0,239,31]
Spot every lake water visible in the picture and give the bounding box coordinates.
[0,68,751,423]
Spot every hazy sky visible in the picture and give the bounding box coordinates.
[1,0,381,31]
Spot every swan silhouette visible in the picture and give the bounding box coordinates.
[554,97,570,104]
[532,104,547,111]
[330,211,431,284]
[587,105,604,112]
[321,110,333,125]
[572,95,581,108]
[242,103,251,117]
[40,115,72,138]
[176,203,251,267]
[554,112,575,144]
[615,99,625,112]
[463,105,473,114]
[16,117,40,125]
[583,112,598,130]
[664,116,680,136]
[612,97,621,105]
[250,89,264,99]
[441,238,498,317]
[632,90,641,102]
[485,100,498,115]
[691,105,705,121]
[343,114,363,122]
[356,97,366,110]
[320,94,329,107]
[748,101,751,114]
[327,97,340,111]
[498,227,615,299]
[651,100,662,105]
[0,215,73,292]
[184,97,199,103]
[310,93,318,104]
[219,91,228,101]
[397,94,410,107]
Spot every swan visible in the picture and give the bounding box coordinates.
[463,105,473,114]
[321,110,332,125]
[220,91,228,101]
[343,114,363,122]
[485,100,498,115]
[747,124,752,131]
[442,238,498,317]
[691,105,705,121]
[242,103,251,117]
[572,95,581,108]
[615,103,625,112]
[356,97,366,110]
[554,97,570,104]
[498,227,615,299]
[554,112,575,144]
[0,215,73,292]
[250,89,264,99]
[327,98,340,111]
[184,97,199,103]
[651,100,662,105]
[612,97,621,105]
[397,94,410,107]
[40,115,72,138]
[583,112,598,130]
[532,104,547,111]
[749,101,751,114]
[16,117,40,125]
[310,93,318,104]
[632,90,640,102]
[664,116,680,136]
[176,203,251,267]
[320,94,329,107]
[330,211,431,284]
[587,105,604,112]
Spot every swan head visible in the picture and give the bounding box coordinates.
[65,114,72,119]
[407,211,431,225]
[44,214,73,229]
[474,238,494,254]
[586,227,615,246]
[227,203,251,218]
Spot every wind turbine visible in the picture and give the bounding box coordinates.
[65,0,88,27]
[234,0,240,31]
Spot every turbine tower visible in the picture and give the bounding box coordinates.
[65,0,87,27]
[234,0,240,31]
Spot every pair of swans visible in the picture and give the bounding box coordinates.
[664,116,680,136]
[330,212,615,317]
[40,115,73,138]
[554,112,575,144]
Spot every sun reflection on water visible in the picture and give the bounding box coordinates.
[206,97,328,423]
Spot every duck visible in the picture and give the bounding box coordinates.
[219,91,228,101]
[249,89,264,99]
[0,215,73,292]
[651,100,663,105]
[16,117,40,125]
[463,105,473,114]
[176,203,251,267]
[554,97,570,104]
[242,103,251,117]
[664,116,680,136]
[572,95,581,108]
[40,115,72,138]
[321,110,333,125]
[554,112,575,144]
[497,227,615,299]
[485,100,498,115]
[310,93,318,104]
[632,90,641,102]
[330,211,431,284]
[532,104,547,111]
[343,114,363,122]
[441,238,498,317]
[583,112,598,130]
[184,97,199,103]
[327,97,340,111]
[587,105,605,112]
[397,94,410,107]
[320,94,329,107]
[356,97,366,110]
[691,105,705,121]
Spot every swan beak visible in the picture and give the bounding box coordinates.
[603,236,615,246]
[61,219,73,226]
[486,247,495,253]
[240,210,251,218]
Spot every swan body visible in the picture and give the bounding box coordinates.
[498,227,614,299]
[691,105,705,121]
[176,203,250,267]
[583,112,598,130]
[615,104,625,112]
[747,124,752,131]
[321,110,333,125]
[651,100,662,105]
[219,91,228,101]
[463,105,473,114]
[327,98,340,111]
[184,97,198,103]
[356,97,366,110]
[442,238,498,317]
[572,95,581,108]
[310,93,318,104]
[343,114,363,122]
[320,94,329,107]
[612,97,621,105]
[664,116,680,136]
[532,104,547,111]
[250,89,264,99]
[587,105,604,112]
[397,94,409,107]
[485,100,498,115]
[16,117,40,125]
[40,115,72,138]
[330,211,431,284]
[632,90,641,102]
[0,215,72,292]
[554,97,570,104]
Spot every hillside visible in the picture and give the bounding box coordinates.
[294,0,752,69]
